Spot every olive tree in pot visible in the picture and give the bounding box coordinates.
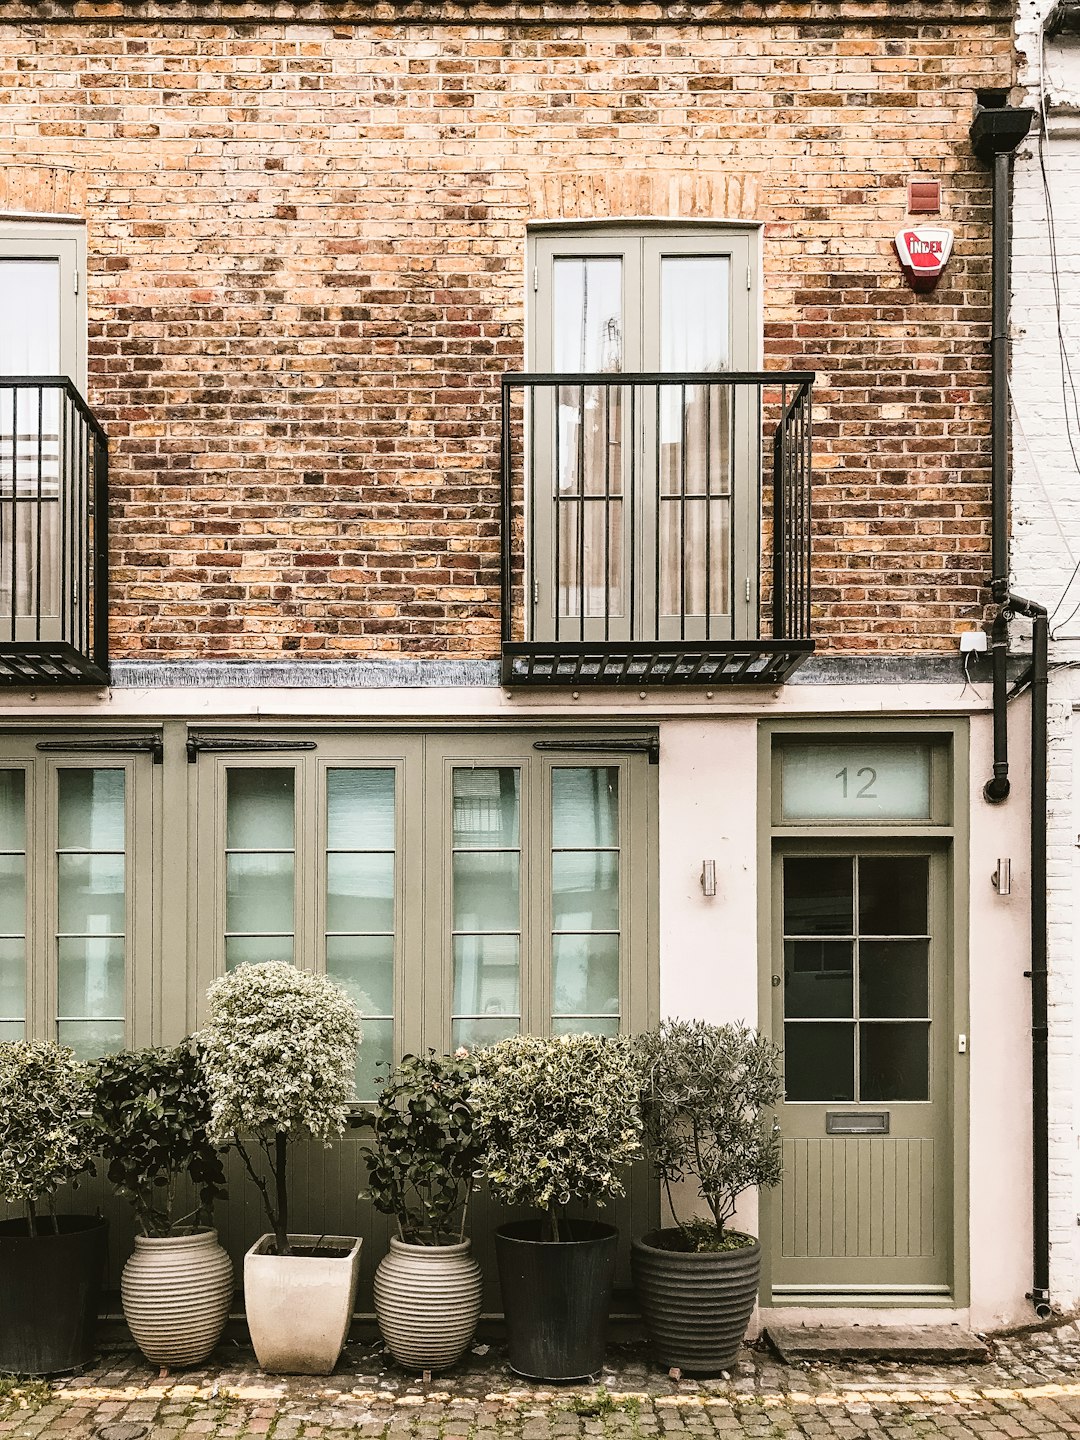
[0,1041,103,1376]
[199,962,363,1375]
[632,1020,783,1377]
[360,1049,482,1372]
[471,1033,643,1382]
[91,1042,232,1370]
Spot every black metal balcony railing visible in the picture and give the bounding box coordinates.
[0,378,108,685]
[500,370,814,687]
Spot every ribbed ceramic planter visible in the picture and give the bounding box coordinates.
[374,1237,482,1371]
[244,1233,362,1375]
[121,1229,233,1368]
[495,1219,618,1382]
[631,1229,760,1376]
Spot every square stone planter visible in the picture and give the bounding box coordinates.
[243,1233,362,1375]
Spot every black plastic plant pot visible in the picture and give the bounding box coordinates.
[494,1218,618,1381]
[0,1215,108,1376]
[631,1229,761,1376]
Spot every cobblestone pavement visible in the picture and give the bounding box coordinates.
[4,1322,1080,1440]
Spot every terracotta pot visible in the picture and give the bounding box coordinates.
[374,1236,482,1371]
[243,1233,362,1375]
[121,1228,233,1368]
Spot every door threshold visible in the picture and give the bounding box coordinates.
[763,1321,989,1364]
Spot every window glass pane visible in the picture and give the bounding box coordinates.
[661,255,730,373]
[553,257,623,373]
[356,1017,394,1103]
[58,854,125,934]
[860,1023,929,1103]
[452,1015,520,1051]
[552,933,619,1017]
[57,769,125,1055]
[327,769,395,851]
[226,853,294,935]
[551,851,619,932]
[783,856,853,936]
[859,856,929,935]
[0,854,25,934]
[0,937,24,1019]
[551,768,618,848]
[225,935,294,968]
[784,940,853,1019]
[58,1020,124,1060]
[553,1016,620,1037]
[0,769,25,849]
[58,770,125,851]
[452,769,520,849]
[784,1022,854,1102]
[326,852,394,934]
[452,852,520,932]
[860,940,929,1019]
[452,934,520,1020]
[0,1020,23,1042]
[326,934,394,1017]
[57,936,124,1019]
[226,769,294,850]
[0,260,60,375]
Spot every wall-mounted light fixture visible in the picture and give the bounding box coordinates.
[991,858,1012,895]
[700,860,717,898]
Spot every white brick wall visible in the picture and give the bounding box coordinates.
[1012,0,1080,1309]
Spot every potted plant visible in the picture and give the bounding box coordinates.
[199,962,362,1375]
[632,1019,783,1376]
[471,1032,643,1382]
[91,1042,232,1370]
[360,1048,482,1372]
[0,1040,104,1376]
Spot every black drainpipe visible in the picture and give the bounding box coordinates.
[970,92,1051,1319]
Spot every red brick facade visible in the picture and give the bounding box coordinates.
[0,2,1013,658]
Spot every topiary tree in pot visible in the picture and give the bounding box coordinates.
[91,1042,232,1370]
[471,1032,643,1381]
[198,962,362,1375]
[359,1048,483,1371]
[632,1019,783,1376]
[0,1040,103,1376]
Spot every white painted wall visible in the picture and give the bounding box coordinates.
[1011,0,1080,1311]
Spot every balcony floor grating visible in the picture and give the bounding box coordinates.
[0,643,109,687]
[502,640,814,687]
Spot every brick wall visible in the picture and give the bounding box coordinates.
[1,4,1013,659]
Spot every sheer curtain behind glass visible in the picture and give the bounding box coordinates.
[0,260,62,628]
[659,256,732,621]
[553,257,625,622]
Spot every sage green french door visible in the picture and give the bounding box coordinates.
[530,229,757,644]
[0,735,156,1057]
[193,731,657,1094]
[769,843,952,1297]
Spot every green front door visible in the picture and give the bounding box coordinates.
[770,844,952,1299]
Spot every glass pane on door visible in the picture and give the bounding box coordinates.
[553,257,625,625]
[551,767,621,1036]
[225,769,295,967]
[451,769,521,1048]
[56,768,125,1058]
[659,255,731,621]
[0,770,25,1040]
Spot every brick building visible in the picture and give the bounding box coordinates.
[0,0,1043,1330]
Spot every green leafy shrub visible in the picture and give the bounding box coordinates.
[198,962,361,1255]
[0,1040,95,1235]
[359,1049,480,1245]
[638,1019,783,1250]
[90,1042,228,1238]
[471,1033,642,1241]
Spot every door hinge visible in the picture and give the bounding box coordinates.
[745,577,752,603]
[37,735,163,764]
[73,269,79,295]
[746,264,752,292]
[186,734,318,764]
[533,264,539,292]
[958,1033,967,1054]
[533,580,539,607]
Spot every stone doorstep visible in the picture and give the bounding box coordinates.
[764,1323,991,1365]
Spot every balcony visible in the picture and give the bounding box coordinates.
[499,370,814,687]
[0,379,108,686]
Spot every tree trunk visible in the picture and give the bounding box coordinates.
[274,1131,290,1256]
